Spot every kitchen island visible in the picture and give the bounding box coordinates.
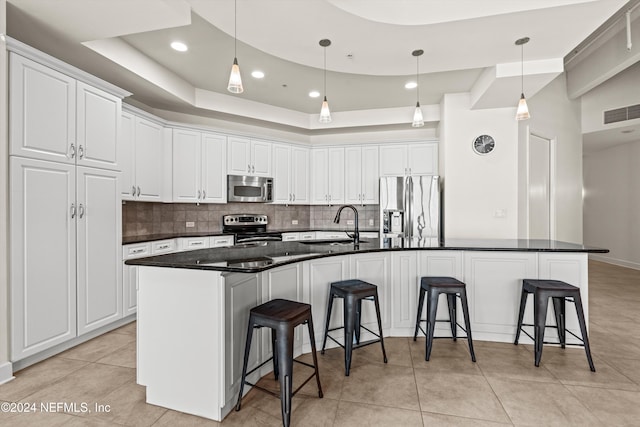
[127,238,607,421]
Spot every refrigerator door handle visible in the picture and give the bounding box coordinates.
[405,176,412,238]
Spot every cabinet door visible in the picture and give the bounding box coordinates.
[76,167,123,335]
[344,146,362,205]
[391,252,418,330]
[76,81,121,170]
[328,147,345,204]
[120,112,136,200]
[227,136,251,175]
[310,148,329,204]
[172,129,201,203]
[291,146,310,204]
[350,253,391,331]
[379,145,407,176]
[123,264,138,316]
[251,139,272,177]
[10,157,77,360]
[361,145,379,204]
[10,53,76,164]
[272,144,291,204]
[408,143,438,175]
[201,133,227,203]
[134,117,165,201]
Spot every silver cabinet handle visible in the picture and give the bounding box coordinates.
[157,244,170,250]
[132,248,145,254]
[69,144,76,159]
[78,145,84,159]
[289,193,292,202]
[197,190,201,200]
[79,204,85,218]
[293,193,295,202]
[70,203,76,218]
[137,186,141,197]
[131,186,136,196]
[248,164,251,173]
[191,241,203,246]
[202,190,206,199]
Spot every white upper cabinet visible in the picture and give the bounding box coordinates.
[227,137,272,177]
[76,81,121,170]
[345,145,379,205]
[311,147,345,205]
[173,128,226,203]
[10,53,121,170]
[379,142,438,176]
[121,112,169,202]
[272,143,309,204]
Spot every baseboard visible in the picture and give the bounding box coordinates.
[589,254,640,271]
[0,361,15,385]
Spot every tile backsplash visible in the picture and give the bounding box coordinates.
[122,202,379,237]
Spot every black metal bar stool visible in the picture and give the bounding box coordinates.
[413,276,476,362]
[235,299,323,427]
[514,279,595,372]
[321,279,388,376]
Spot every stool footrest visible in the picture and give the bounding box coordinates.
[518,325,588,347]
[240,357,321,400]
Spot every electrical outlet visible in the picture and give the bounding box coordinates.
[369,219,374,226]
[186,221,195,228]
[347,220,354,225]
[292,219,299,225]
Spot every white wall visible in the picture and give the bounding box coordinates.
[584,140,640,269]
[518,74,584,244]
[440,93,518,239]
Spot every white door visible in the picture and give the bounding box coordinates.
[134,117,165,201]
[327,147,345,204]
[408,143,438,175]
[10,157,77,360]
[379,145,407,176]
[9,53,76,164]
[291,146,310,204]
[361,145,380,204]
[528,133,555,240]
[201,133,227,203]
[310,148,329,204]
[344,146,363,204]
[227,136,251,175]
[76,81,121,170]
[272,144,291,203]
[120,112,136,200]
[76,166,123,335]
[172,129,201,203]
[123,264,138,317]
[251,139,272,177]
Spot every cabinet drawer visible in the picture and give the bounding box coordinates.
[123,243,151,260]
[152,239,176,254]
[316,231,349,240]
[180,237,210,251]
[210,235,234,247]
[282,233,299,241]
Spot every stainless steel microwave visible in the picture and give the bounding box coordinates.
[227,175,273,203]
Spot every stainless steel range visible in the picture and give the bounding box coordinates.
[223,214,282,244]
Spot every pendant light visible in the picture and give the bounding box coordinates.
[227,0,243,94]
[411,49,424,127]
[319,39,332,123]
[515,37,530,120]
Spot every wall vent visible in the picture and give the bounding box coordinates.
[604,104,640,124]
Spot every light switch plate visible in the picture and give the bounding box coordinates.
[292,220,299,225]
[186,221,195,228]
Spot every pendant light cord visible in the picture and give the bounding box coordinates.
[234,0,237,58]
[416,54,420,104]
[323,46,327,98]
[521,42,524,94]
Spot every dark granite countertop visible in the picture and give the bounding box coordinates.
[122,228,380,245]
[125,238,608,273]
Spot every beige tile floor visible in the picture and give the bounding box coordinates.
[2,260,640,426]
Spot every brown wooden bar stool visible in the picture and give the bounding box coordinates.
[514,279,595,372]
[413,276,476,362]
[235,299,323,427]
[321,279,388,376]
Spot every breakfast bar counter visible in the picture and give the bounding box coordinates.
[128,239,607,421]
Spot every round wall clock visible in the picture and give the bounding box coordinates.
[473,134,495,155]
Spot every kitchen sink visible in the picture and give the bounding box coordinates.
[299,239,368,246]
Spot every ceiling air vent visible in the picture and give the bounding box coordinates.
[604,104,640,124]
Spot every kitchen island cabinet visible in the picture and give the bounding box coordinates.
[131,239,606,421]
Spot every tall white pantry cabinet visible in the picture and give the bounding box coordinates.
[8,43,129,361]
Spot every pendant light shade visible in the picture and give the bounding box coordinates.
[411,49,424,127]
[319,39,332,123]
[515,37,530,120]
[227,0,243,94]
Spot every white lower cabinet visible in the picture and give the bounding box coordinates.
[10,157,122,360]
[391,252,418,331]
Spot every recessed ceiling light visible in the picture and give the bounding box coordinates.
[405,82,417,89]
[251,70,265,79]
[170,41,188,52]
[308,91,320,98]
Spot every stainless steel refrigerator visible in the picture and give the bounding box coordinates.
[379,175,441,244]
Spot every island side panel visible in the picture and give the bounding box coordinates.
[138,266,225,421]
